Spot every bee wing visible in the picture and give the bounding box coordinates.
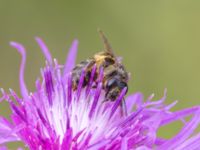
[98,29,116,57]
[117,56,122,63]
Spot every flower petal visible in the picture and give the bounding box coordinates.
[35,37,53,65]
[175,132,200,150]
[64,39,78,75]
[158,109,200,149]
[125,92,143,113]
[0,117,20,144]
[10,42,28,98]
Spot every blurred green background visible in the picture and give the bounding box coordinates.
[1,0,200,148]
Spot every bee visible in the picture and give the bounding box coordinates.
[71,30,129,103]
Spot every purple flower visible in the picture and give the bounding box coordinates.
[0,37,200,150]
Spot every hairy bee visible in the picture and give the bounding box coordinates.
[71,30,129,102]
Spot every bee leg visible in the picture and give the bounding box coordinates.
[101,99,108,104]
[120,98,128,116]
[91,84,97,88]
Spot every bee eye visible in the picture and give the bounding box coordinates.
[118,82,127,89]
[106,78,117,89]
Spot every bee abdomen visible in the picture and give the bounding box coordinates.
[71,58,95,90]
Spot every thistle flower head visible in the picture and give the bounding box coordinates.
[0,37,200,150]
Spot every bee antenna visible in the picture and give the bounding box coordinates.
[98,29,115,56]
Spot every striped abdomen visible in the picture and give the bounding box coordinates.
[71,58,95,90]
